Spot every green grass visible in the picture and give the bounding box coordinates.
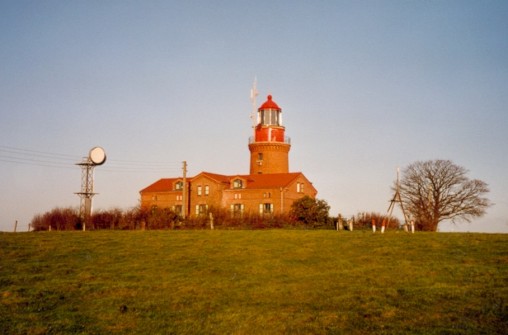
[1,230,507,334]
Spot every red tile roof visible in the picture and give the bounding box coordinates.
[139,172,311,193]
[139,178,181,193]
[237,173,301,189]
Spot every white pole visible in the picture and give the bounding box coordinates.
[182,161,187,219]
[250,77,259,138]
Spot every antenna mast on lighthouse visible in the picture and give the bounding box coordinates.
[250,77,259,137]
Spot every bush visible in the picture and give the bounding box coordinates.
[30,204,337,231]
[289,196,331,228]
[30,207,80,231]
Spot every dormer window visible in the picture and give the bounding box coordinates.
[175,181,183,190]
[233,179,243,189]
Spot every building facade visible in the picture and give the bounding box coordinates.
[140,94,317,217]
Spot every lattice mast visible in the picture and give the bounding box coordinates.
[75,147,106,231]
[385,167,409,231]
[76,158,96,227]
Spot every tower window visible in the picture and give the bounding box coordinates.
[258,153,263,160]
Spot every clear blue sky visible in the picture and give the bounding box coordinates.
[1,1,507,232]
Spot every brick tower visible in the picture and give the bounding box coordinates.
[249,95,291,174]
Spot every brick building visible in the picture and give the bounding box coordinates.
[140,94,317,217]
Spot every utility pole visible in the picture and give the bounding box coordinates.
[182,161,187,219]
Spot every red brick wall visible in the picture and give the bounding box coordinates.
[249,142,290,174]
[140,175,317,217]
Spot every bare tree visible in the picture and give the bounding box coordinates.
[399,160,491,231]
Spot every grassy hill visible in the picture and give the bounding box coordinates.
[1,230,507,334]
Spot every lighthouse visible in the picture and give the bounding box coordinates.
[141,90,318,217]
[248,95,291,174]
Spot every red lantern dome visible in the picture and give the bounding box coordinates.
[259,95,280,110]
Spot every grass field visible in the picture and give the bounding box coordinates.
[1,230,507,334]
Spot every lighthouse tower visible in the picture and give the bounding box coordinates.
[249,95,291,174]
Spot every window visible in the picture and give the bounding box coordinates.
[233,179,243,189]
[195,204,208,215]
[259,203,273,214]
[234,193,242,200]
[197,185,202,196]
[204,185,209,196]
[258,153,263,161]
[297,183,304,193]
[175,181,183,190]
[231,204,244,217]
[176,195,182,201]
[260,109,279,126]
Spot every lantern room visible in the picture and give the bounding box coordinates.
[254,95,286,143]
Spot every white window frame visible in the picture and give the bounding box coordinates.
[260,203,273,214]
[233,179,243,189]
[195,204,208,215]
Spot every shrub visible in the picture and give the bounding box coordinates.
[30,207,80,231]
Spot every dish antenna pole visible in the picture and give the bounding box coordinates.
[75,147,106,231]
[384,167,409,233]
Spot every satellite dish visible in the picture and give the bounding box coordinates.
[89,147,106,165]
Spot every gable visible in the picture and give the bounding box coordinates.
[192,171,230,185]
